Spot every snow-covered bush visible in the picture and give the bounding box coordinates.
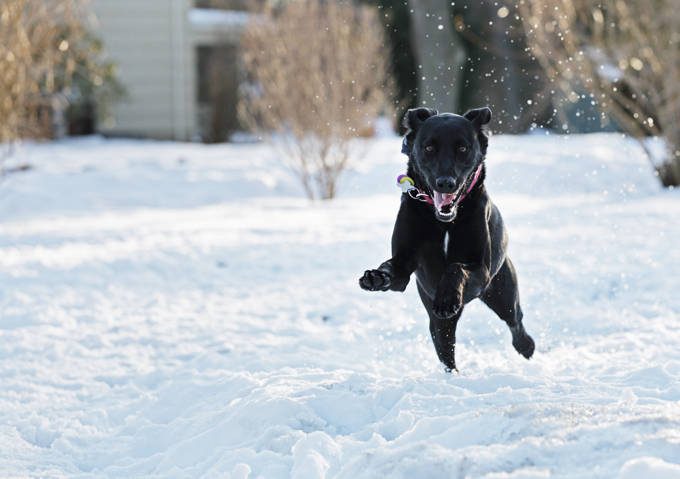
[520,0,680,186]
[239,0,395,200]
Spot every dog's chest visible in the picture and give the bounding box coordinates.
[440,227,471,265]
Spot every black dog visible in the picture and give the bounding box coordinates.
[359,107,535,371]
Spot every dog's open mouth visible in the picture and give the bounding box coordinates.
[433,192,459,219]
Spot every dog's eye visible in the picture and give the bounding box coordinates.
[425,145,434,152]
[459,146,468,153]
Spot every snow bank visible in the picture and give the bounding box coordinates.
[618,457,680,479]
[0,134,678,478]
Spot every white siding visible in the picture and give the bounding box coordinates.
[91,0,196,140]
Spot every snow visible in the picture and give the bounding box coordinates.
[187,9,250,28]
[0,133,679,478]
[618,457,680,479]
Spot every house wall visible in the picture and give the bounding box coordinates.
[91,0,197,140]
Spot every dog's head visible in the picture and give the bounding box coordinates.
[403,107,491,222]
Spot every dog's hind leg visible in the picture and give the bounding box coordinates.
[418,282,463,372]
[480,258,535,359]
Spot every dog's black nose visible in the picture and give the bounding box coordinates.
[436,177,456,193]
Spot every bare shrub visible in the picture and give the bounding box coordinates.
[0,0,115,168]
[520,0,680,186]
[1,0,79,143]
[239,0,396,200]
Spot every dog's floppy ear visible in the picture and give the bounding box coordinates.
[463,108,492,129]
[403,108,439,142]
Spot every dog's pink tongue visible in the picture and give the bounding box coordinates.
[433,192,456,210]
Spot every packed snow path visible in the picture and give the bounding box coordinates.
[0,134,679,478]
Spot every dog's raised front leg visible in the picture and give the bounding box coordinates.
[359,254,416,292]
[432,263,490,319]
[360,199,424,293]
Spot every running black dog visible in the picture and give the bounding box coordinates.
[359,107,535,371]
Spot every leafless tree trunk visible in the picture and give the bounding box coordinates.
[406,0,467,114]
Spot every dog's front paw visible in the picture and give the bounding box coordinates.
[359,269,393,292]
[433,285,463,319]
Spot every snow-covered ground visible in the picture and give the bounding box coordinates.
[0,133,679,478]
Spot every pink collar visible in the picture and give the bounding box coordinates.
[457,164,483,203]
[397,165,483,205]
